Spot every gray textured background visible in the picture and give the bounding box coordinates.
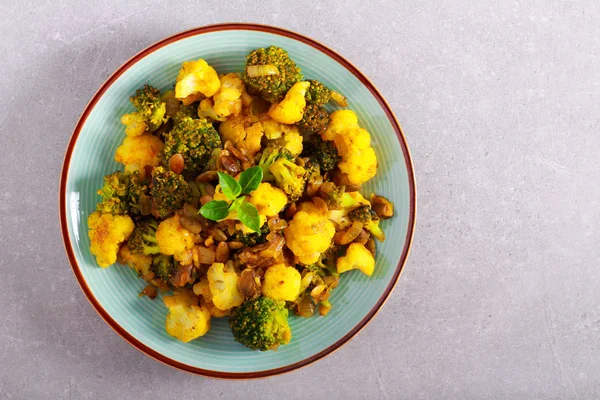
[1,1,598,399]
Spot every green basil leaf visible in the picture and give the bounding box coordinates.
[217,171,241,200]
[199,200,230,221]
[238,166,264,195]
[237,201,261,232]
[229,196,245,212]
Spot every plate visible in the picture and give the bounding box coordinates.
[59,23,416,378]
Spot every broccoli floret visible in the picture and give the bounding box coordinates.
[322,183,345,210]
[150,166,190,219]
[129,85,167,132]
[348,204,385,241]
[151,254,176,283]
[172,103,198,124]
[243,46,302,103]
[229,296,292,351]
[269,158,306,202]
[128,218,160,255]
[309,136,341,172]
[257,145,294,182]
[234,224,269,247]
[297,103,329,134]
[162,117,222,178]
[96,170,149,215]
[305,80,331,106]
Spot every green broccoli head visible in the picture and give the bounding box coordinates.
[130,85,167,132]
[305,80,331,106]
[128,218,160,255]
[162,117,222,178]
[257,145,294,182]
[297,104,329,134]
[348,204,385,241]
[269,158,307,203]
[234,224,269,247]
[311,136,340,172]
[243,46,302,103]
[229,297,292,351]
[320,182,346,210]
[171,103,198,124]
[151,254,175,283]
[150,166,190,219]
[96,170,149,215]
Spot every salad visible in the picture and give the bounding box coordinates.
[87,46,394,351]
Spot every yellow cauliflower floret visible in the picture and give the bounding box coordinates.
[268,81,310,124]
[284,202,336,265]
[237,122,263,156]
[261,117,285,140]
[175,59,220,101]
[262,263,302,301]
[249,182,288,217]
[338,146,378,185]
[219,114,250,144]
[213,73,244,118]
[120,112,147,137]
[192,278,231,317]
[321,110,378,185]
[337,243,375,276]
[207,263,244,311]
[197,98,225,121]
[279,126,304,156]
[114,134,164,177]
[163,290,211,342]
[322,110,359,141]
[156,215,194,256]
[88,211,134,268]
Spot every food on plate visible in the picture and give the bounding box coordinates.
[87,46,394,351]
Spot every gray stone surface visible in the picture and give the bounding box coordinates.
[1,0,598,398]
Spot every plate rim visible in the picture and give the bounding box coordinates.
[58,22,416,379]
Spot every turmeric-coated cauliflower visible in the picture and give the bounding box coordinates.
[284,202,335,265]
[117,243,152,277]
[321,110,377,185]
[262,263,302,301]
[88,211,135,268]
[207,263,244,311]
[337,243,375,276]
[248,182,288,217]
[163,290,211,342]
[268,81,310,124]
[213,73,245,118]
[175,59,221,102]
[120,113,147,137]
[218,114,264,157]
[155,215,194,256]
[114,134,164,177]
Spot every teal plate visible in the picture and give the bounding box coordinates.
[59,24,416,379]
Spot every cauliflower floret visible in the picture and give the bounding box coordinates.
[207,263,244,311]
[321,110,359,141]
[219,114,251,144]
[237,122,263,156]
[197,98,225,121]
[156,215,194,256]
[336,243,375,276]
[114,134,164,177]
[213,73,244,118]
[88,211,134,268]
[262,263,302,301]
[338,146,377,186]
[278,126,303,156]
[321,110,378,185]
[163,290,211,342]
[248,182,288,217]
[284,202,336,265]
[120,113,147,137]
[268,81,310,124]
[192,278,231,317]
[175,59,221,102]
[218,114,264,157]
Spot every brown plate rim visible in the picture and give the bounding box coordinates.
[59,22,416,379]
